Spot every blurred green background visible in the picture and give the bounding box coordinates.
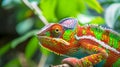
[0,0,120,67]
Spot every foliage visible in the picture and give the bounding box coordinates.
[4,58,21,67]
[0,0,120,67]
[105,3,120,32]
[0,30,38,56]
[40,0,103,21]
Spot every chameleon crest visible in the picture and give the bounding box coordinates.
[37,18,120,67]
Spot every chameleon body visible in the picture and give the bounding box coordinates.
[37,18,120,67]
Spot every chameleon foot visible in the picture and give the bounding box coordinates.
[62,57,81,67]
[62,58,93,67]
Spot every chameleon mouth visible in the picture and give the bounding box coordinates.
[37,36,70,55]
[38,36,70,46]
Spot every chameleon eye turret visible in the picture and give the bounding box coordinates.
[50,24,64,38]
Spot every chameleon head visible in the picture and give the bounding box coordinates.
[37,18,78,55]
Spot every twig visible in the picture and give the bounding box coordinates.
[22,0,49,25]
[37,54,48,67]
[50,63,72,67]
[18,53,28,67]
[50,64,93,67]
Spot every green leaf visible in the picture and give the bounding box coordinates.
[56,0,78,19]
[16,7,33,22]
[39,45,50,56]
[11,30,38,48]
[0,30,38,56]
[105,3,120,28]
[34,18,45,28]
[0,43,10,57]
[16,18,34,35]
[4,58,21,67]
[40,0,57,22]
[25,36,38,59]
[90,16,105,24]
[77,14,104,24]
[85,0,103,13]
[77,0,87,13]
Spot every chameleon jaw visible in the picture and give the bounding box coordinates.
[37,36,70,55]
[38,36,70,46]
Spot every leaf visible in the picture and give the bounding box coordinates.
[77,14,105,24]
[0,43,10,57]
[1,0,21,9]
[56,0,78,19]
[16,18,34,35]
[11,30,38,48]
[105,3,120,28]
[4,58,21,67]
[77,14,93,24]
[0,30,38,56]
[77,0,87,13]
[114,16,120,33]
[39,45,50,56]
[90,16,105,24]
[16,8,33,22]
[34,18,45,28]
[40,0,57,22]
[84,0,103,13]
[25,36,38,59]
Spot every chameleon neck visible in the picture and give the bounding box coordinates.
[62,27,77,42]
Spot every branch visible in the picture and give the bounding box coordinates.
[22,0,49,25]
[37,54,48,67]
[50,63,72,67]
[18,53,28,67]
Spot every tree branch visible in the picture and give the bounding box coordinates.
[22,0,49,25]
[50,63,72,67]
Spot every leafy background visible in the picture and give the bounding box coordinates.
[0,0,120,67]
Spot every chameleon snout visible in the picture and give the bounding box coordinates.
[37,23,55,36]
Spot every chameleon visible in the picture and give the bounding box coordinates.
[37,18,120,67]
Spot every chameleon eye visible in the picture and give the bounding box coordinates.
[51,28,61,37]
[50,24,64,38]
[55,28,59,33]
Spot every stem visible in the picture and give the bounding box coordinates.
[22,0,49,25]
[50,63,71,67]
[18,53,28,67]
[38,54,48,67]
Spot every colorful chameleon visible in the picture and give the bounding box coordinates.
[37,18,120,67]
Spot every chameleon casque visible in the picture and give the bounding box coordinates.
[37,18,120,67]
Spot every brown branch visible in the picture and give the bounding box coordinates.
[50,63,72,67]
[50,63,94,67]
